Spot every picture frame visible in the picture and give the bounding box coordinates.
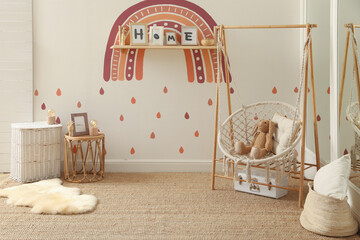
[181,26,198,45]
[165,31,177,45]
[149,26,164,45]
[130,23,148,45]
[71,112,89,136]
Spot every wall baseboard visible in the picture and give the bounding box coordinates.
[104,159,212,172]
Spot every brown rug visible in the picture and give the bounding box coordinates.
[0,173,358,240]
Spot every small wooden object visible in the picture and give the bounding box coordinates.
[201,39,215,46]
[90,127,98,136]
[47,116,55,125]
[64,133,105,183]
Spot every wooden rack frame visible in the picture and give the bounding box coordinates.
[210,24,320,208]
[339,23,360,125]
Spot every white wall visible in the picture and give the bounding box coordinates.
[32,0,302,171]
[0,0,33,172]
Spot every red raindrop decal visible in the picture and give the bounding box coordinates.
[56,88,61,96]
[184,112,190,119]
[208,98,213,106]
[294,87,298,93]
[254,115,258,120]
[72,145,77,154]
[130,147,135,155]
[195,130,199,137]
[150,132,155,139]
[41,103,46,110]
[34,89,39,96]
[156,112,161,119]
[99,87,104,95]
[77,101,81,108]
[272,87,277,94]
[163,86,168,93]
[56,117,60,124]
[230,87,234,94]
[327,87,330,94]
[317,115,321,121]
[120,115,124,121]
[308,88,310,93]
[179,147,184,154]
[344,149,348,155]
[131,97,136,104]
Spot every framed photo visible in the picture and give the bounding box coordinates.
[71,112,89,136]
[130,23,148,45]
[149,26,164,45]
[165,31,177,45]
[181,26,198,45]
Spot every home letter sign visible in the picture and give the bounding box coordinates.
[181,26,197,45]
[130,23,148,45]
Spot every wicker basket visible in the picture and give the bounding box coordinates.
[11,122,62,183]
[300,182,358,237]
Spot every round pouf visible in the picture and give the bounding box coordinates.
[300,183,358,237]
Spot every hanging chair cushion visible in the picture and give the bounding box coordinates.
[271,113,301,154]
[314,155,351,200]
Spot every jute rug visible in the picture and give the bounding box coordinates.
[0,173,359,240]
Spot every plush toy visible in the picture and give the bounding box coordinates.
[234,119,275,159]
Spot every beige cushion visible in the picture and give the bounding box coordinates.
[271,113,300,154]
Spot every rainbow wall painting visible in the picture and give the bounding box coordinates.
[103,0,230,84]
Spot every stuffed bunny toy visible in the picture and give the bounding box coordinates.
[234,119,275,159]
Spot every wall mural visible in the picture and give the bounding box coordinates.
[103,0,229,83]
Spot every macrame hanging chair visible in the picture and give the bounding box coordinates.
[216,28,312,184]
[346,29,360,137]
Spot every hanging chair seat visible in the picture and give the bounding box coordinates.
[346,101,360,136]
[218,101,302,166]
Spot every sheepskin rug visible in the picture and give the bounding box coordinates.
[0,178,97,214]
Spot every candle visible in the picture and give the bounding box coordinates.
[47,109,55,125]
[89,120,98,136]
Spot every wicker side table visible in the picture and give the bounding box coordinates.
[64,133,105,183]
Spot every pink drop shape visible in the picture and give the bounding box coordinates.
[327,87,330,94]
[56,88,62,96]
[77,101,81,108]
[56,117,60,124]
[195,130,199,137]
[150,132,155,139]
[34,89,39,96]
[344,149,348,155]
[230,87,234,94]
[163,86,168,93]
[179,147,184,154]
[254,115,258,120]
[308,88,310,93]
[130,147,135,155]
[99,87,104,95]
[272,87,277,94]
[317,115,321,121]
[294,87,298,93]
[120,115,124,121]
[208,98,213,106]
[131,97,136,104]
[156,112,161,119]
[41,103,46,110]
[184,112,190,119]
[72,145,77,154]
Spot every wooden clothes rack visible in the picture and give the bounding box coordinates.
[211,23,320,208]
[339,23,360,125]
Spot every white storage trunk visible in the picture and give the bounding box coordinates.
[234,168,288,199]
[11,122,62,183]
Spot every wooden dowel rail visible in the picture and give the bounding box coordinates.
[214,24,317,30]
[345,23,360,28]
